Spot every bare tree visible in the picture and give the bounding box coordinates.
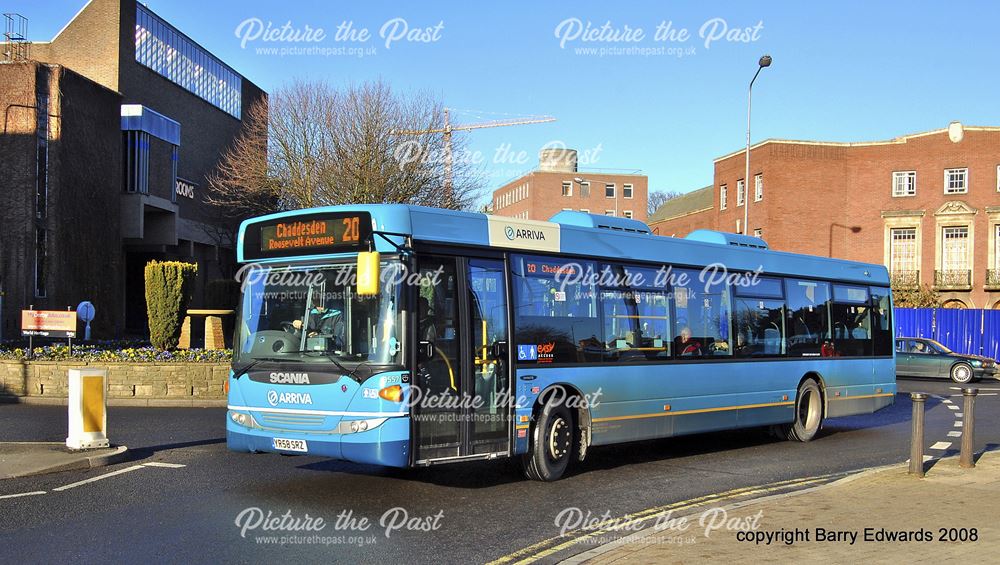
[207,79,482,216]
[647,189,682,217]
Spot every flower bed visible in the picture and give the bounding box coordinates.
[0,344,232,363]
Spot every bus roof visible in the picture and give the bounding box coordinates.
[237,204,889,286]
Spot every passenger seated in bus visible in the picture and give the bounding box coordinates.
[676,327,703,356]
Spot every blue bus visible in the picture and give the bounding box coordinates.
[227,205,895,481]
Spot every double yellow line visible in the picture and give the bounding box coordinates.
[487,473,840,565]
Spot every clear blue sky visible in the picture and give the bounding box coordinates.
[10,0,1000,198]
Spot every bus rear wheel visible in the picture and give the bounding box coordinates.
[779,379,823,442]
[522,401,574,481]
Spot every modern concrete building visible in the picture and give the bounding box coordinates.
[649,122,1000,309]
[0,0,266,338]
[491,148,649,222]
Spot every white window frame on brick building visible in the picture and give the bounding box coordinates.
[605,210,615,216]
[996,165,1000,192]
[944,168,968,194]
[889,228,918,274]
[942,226,970,273]
[720,185,728,210]
[623,183,633,199]
[892,171,916,197]
[623,210,633,219]
[736,179,745,207]
[561,181,572,197]
[605,183,616,198]
[754,174,763,202]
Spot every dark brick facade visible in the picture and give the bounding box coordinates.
[0,0,266,339]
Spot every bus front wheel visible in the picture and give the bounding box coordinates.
[522,401,574,481]
[778,379,824,442]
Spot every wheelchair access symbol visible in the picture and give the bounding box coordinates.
[517,344,538,361]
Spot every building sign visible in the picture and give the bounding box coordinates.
[175,178,197,199]
[21,310,77,338]
[243,212,373,260]
[487,216,561,252]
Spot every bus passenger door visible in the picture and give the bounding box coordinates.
[413,255,510,462]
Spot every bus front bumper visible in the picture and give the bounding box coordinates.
[226,416,410,468]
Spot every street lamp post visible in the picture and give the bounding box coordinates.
[744,54,771,235]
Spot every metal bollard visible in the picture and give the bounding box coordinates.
[909,392,927,477]
[960,388,978,469]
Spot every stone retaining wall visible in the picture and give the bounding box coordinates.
[0,361,229,400]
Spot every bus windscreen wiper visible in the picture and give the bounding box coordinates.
[287,350,351,375]
[232,357,301,380]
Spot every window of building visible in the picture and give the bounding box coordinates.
[605,183,616,198]
[581,209,590,214]
[580,181,591,198]
[35,95,48,221]
[512,255,600,364]
[34,227,46,298]
[605,210,615,216]
[944,168,968,194]
[561,181,572,197]
[753,228,763,237]
[736,179,745,206]
[135,5,243,118]
[784,279,831,357]
[942,226,970,272]
[623,210,633,219]
[562,208,572,211]
[623,184,633,199]
[995,224,1000,271]
[997,165,1000,192]
[754,174,763,201]
[892,171,916,197]
[889,228,917,274]
[720,185,728,210]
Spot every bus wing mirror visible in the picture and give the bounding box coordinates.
[356,251,380,296]
[491,341,507,360]
[419,340,435,360]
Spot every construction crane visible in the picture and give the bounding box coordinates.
[397,108,556,203]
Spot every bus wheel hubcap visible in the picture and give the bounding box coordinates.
[548,417,570,461]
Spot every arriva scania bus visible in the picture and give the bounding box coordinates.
[226,205,895,481]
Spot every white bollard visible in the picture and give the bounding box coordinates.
[66,368,109,450]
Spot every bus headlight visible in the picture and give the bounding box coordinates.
[336,417,388,434]
[229,410,258,429]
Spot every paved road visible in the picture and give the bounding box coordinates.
[1,378,997,563]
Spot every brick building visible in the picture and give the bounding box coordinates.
[0,0,266,339]
[492,148,648,222]
[649,122,1000,309]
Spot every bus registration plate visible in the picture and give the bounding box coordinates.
[272,438,308,452]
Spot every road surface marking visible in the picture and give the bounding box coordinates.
[948,431,962,437]
[954,421,963,427]
[930,442,952,450]
[0,491,46,500]
[52,465,146,492]
[142,462,186,468]
[488,474,835,565]
[955,413,963,418]
[947,405,959,410]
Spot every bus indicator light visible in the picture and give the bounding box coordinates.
[378,385,403,402]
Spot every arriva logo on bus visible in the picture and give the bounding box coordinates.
[267,390,313,406]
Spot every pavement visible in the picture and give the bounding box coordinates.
[0,442,129,479]
[571,452,999,564]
